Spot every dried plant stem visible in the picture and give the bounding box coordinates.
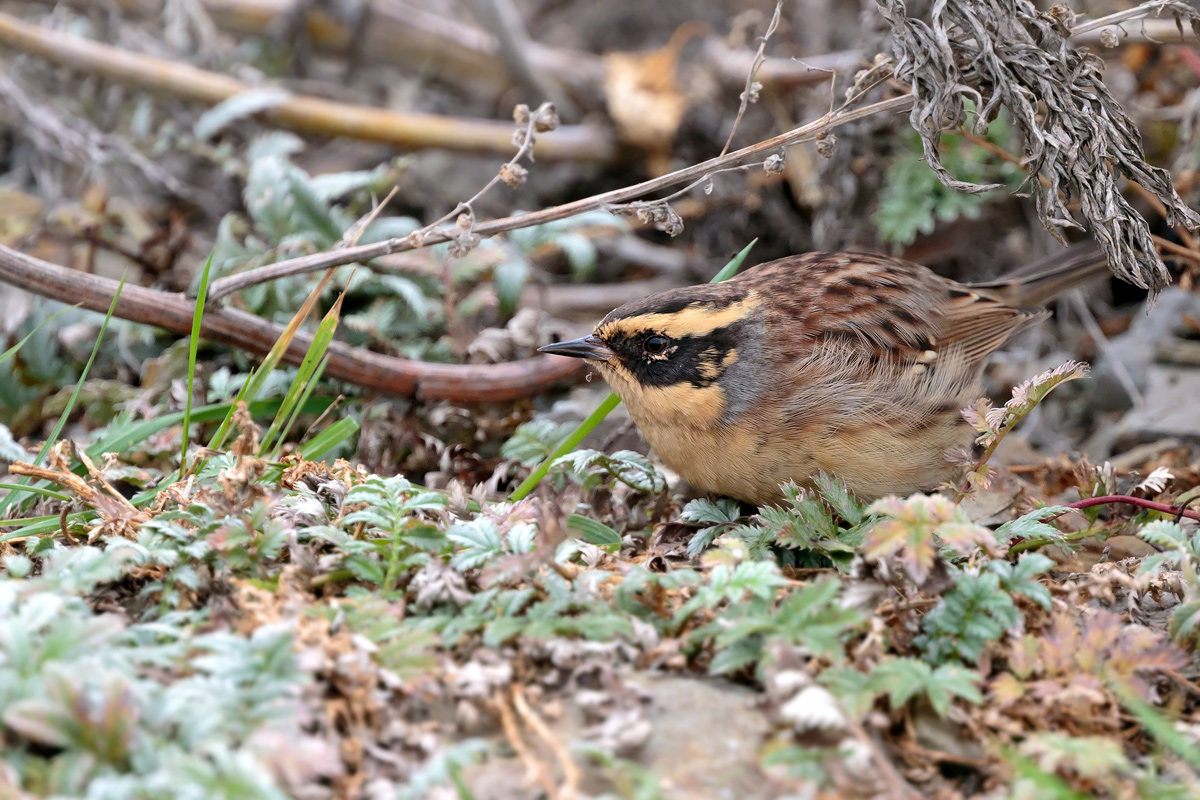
[54,0,1192,104]
[1154,236,1200,264]
[511,685,580,800]
[496,692,558,799]
[1006,495,1200,554]
[205,94,914,301]
[720,1,782,157]
[958,128,1200,267]
[0,10,612,161]
[880,0,1200,293]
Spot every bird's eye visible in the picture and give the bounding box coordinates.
[643,335,669,355]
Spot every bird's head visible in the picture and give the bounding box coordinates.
[538,281,767,429]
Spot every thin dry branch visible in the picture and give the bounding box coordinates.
[204,94,916,301]
[0,244,583,402]
[0,10,613,161]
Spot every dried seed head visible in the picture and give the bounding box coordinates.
[513,104,531,125]
[499,162,528,188]
[816,133,837,159]
[655,204,684,236]
[1098,28,1119,48]
[449,229,481,258]
[512,128,530,149]
[740,80,763,105]
[763,153,786,174]
[533,102,559,133]
[1044,3,1075,35]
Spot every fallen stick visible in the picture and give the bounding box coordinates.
[0,244,584,402]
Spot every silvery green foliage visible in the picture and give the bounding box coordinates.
[877,0,1200,292]
[550,449,666,494]
[500,419,574,467]
[447,518,536,571]
[0,422,29,462]
[0,566,310,799]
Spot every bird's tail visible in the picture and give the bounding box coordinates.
[967,241,1114,307]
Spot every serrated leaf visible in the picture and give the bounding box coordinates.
[995,506,1071,545]
[680,498,742,526]
[812,472,863,525]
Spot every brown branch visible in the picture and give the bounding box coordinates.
[205,93,917,302]
[0,9,614,162]
[1063,494,1200,522]
[0,244,583,402]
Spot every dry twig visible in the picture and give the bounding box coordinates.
[204,93,915,301]
[0,10,613,161]
[496,692,558,799]
[511,684,580,800]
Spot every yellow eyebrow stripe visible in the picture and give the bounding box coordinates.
[599,294,759,339]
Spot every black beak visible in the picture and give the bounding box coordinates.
[538,334,614,361]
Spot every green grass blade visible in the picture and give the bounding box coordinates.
[0,511,88,541]
[298,416,359,462]
[181,253,214,475]
[208,268,338,451]
[710,238,758,283]
[0,303,80,366]
[89,397,334,461]
[508,239,756,502]
[0,483,70,502]
[277,355,329,450]
[0,278,126,515]
[509,393,620,501]
[260,293,343,456]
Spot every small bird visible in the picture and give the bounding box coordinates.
[538,245,1112,507]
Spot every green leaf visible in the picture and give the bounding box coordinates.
[869,658,981,717]
[988,553,1054,609]
[448,519,504,570]
[567,515,622,551]
[710,238,757,283]
[509,394,621,502]
[995,506,1071,545]
[194,86,293,140]
[0,427,30,463]
[181,252,214,475]
[501,419,574,468]
[913,572,1020,664]
[680,498,742,526]
[260,291,344,456]
[299,416,359,461]
[812,471,864,525]
[0,302,79,367]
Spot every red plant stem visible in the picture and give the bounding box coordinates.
[1063,495,1200,522]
